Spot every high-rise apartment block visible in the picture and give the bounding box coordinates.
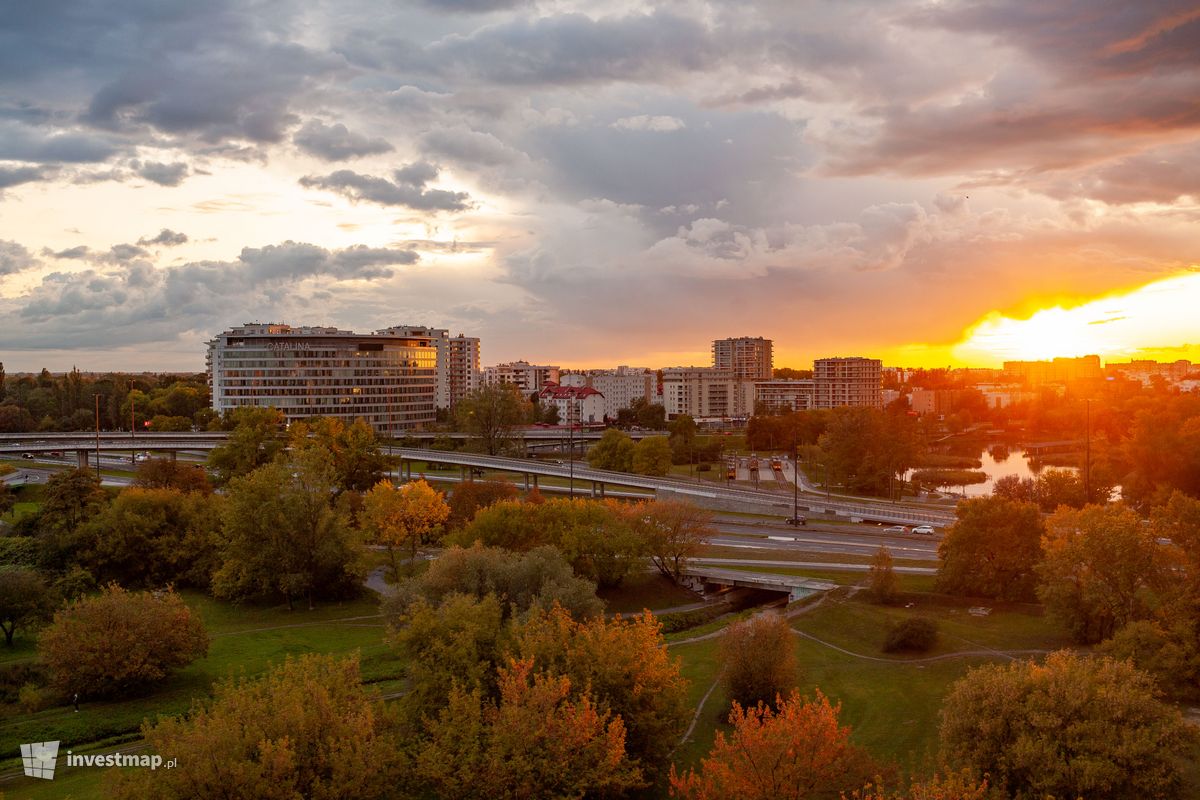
[380,326,480,409]
[1003,356,1102,385]
[482,361,560,395]
[713,336,773,381]
[661,367,754,419]
[206,323,438,434]
[813,357,882,409]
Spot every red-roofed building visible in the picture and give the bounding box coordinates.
[537,383,606,425]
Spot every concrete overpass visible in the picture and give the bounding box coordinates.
[680,566,838,601]
[389,447,958,526]
[0,433,228,468]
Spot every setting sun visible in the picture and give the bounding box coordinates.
[946,270,1200,366]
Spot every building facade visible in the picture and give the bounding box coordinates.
[537,384,605,425]
[207,323,438,434]
[753,379,814,413]
[1003,356,1103,385]
[713,336,773,381]
[483,361,561,395]
[813,357,882,409]
[558,366,656,420]
[661,367,754,419]
[378,326,480,410]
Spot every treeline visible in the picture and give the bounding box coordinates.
[0,363,210,432]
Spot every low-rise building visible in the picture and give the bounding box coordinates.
[537,384,605,425]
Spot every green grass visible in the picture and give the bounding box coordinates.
[0,590,398,795]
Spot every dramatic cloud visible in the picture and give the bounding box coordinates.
[134,161,190,186]
[293,119,394,161]
[0,240,37,275]
[0,165,49,190]
[299,163,471,211]
[138,229,189,247]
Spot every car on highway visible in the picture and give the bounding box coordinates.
[912,525,936,535]
[21,453,34,459]
[882,525,909,535]
[784,516,807,526]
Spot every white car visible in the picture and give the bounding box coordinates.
[882,525,908,535]
[912,525,936,535]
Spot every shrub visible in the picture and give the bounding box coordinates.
[720,613,797,710]
[39,584,208,698]
[18,682,51,713]
[883,617,938,653]
[657,603,730,634]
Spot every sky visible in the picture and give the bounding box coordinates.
[0,0,1198,373]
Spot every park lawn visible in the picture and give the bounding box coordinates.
[598,572,702,614]
[0,590,399,782]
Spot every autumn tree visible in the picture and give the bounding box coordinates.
[511,604,690,779]
[622,499,712,582]
[455,384,530,455]
[866,546,899,604]
[671,690,876,800]
[361,479,450,576]
[940,651,1195,800]
[83,488,222,589]
[214,453,364,609]
[132,457,212,494]
[1036,504,1165,643]
[290,417,390,493]
[847,771,990,800]
[588,428,636,472]
[0,567,52,646]
[632,435,672,476]
[207,406,287,484]
[417,658,643,799]
[720,613,798,710]
[108,654,406,800]
[447,479,518,530]
[936,496,1044,601]
[389,544,602,621]
[39,585,208,697]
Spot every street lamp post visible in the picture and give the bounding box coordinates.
[792,442,799,522]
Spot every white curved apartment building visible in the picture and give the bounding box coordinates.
[206,323,437,434]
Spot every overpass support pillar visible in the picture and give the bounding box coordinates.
[523,473,529,491]
[168,450,177,462]
[76,450,89,469]
[598,482,605,498]
[532,474,539,489]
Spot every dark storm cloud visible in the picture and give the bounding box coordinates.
[0,165,50,190]
[834,1,1200,176]
[299,163,471,211]
[292,119,394,161]
[421,10,724,85]
[137,229,189,247]
[133,160,189,186]
[0,241,38,275]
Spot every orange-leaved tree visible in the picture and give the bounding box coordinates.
[362,478,450,575]
[671,689,876,800]
[417,657,643,799]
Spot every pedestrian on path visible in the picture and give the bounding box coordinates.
[73,693,79,713]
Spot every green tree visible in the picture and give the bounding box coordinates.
[207,406,287,484]
[866,546,899,604]
[588,428,635,472]
[39,585,208,697]
[632,435,672,476]
[668,414,698,465]
[84,488,222,589]
[214,453,364,609]
[132,458,212,494]
[388,544,602,621]
[0,567,53,646]
[936,496,1044,601]
[37,467,108,570]
[1037,504,1165,643]
[940,651,1196,800]
[720,613,798,710]
[818,408,918,497]
[455,384,530,455]
[108,654,405,800]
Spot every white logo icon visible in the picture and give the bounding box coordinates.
[20,741,60,780]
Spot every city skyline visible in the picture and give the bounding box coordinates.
[2,3,1199,372]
